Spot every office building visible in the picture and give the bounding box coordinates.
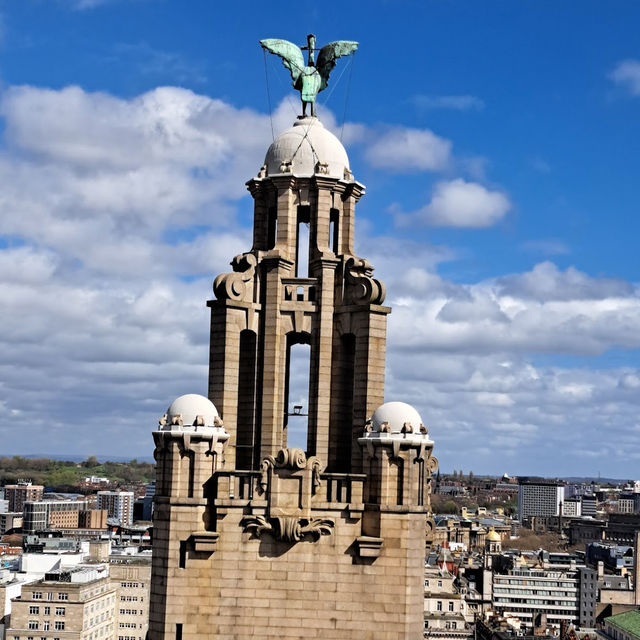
[518,479,564,522]
[4,483,44,513]
[6,566,116,640]
[96,492,134,527]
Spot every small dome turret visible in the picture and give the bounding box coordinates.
[158,394,222,430]
[486,527,501,543]
[369,401,425,434]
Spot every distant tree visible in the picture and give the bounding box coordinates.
[468,471,474,483]
[83,456,99,468]
[441,500,459,514]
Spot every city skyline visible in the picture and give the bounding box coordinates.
[1,1,640,476]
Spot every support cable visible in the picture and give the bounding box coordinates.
[263,49,275,142]
[340,52,356,142]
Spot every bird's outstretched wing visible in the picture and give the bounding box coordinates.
[316,41,358,90]
[260,39,305,84]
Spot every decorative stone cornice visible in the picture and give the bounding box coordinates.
[358,429,435,462]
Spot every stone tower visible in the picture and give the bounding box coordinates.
[150,116,438,639]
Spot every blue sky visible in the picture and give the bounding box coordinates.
[1,0,640,477]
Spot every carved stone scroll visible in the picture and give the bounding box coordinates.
[344,256,386,305]
[213,252,257,302]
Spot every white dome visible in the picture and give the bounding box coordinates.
[370,401,424,434]
[264,117,350,179]
[165,394,219,428]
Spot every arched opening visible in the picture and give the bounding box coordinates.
[236,330,258,470]
[283,333,311,451]
[329,207,339,254]
[296,206,310,277]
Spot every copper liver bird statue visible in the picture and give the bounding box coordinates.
[260,34,358,117]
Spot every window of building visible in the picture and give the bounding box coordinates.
[32,592,42,600]
[452,622,457,629]
[29,606,39,614]
[44,607,50,615]
[43,622,49,631]
[436,601,442,611]
[28,622,39,630]
[425,579,430,587]
[437,580,443,588]
[448,601,454,612]
[54,622,65,631]
[55,607,65,616]
[46,593,53,601]
[58,593,68,601]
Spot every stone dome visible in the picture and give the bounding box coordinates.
[369,401,424,434]
[264,117,350,179]
[163,394,219,428]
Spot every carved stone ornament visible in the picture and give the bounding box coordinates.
[344,256,386,305]
[242,447,333,543]
[241,514,334,543]
[315,161,329,175]
[213,252,257,302]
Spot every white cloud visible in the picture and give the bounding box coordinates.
[363,126,452,172]
[395,178,510,228]
[411,94,484,111]
[610,59,640,96]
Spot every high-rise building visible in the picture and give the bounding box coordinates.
[518,479,564,522]
[4,482,43,513]
[96,492,134,527]
[149,43,437,639]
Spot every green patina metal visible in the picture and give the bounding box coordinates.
[260,34,358,117]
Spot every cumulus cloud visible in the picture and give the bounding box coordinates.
[610,59,640,96]
[355,241,640,474]
[364,126,452,172]
[395,178,510,228]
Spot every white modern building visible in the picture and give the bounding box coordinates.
[517,480,564,522]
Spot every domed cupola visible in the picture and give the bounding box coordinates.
[263,116,351,180]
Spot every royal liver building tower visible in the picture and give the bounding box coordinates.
[150,35,437,640]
